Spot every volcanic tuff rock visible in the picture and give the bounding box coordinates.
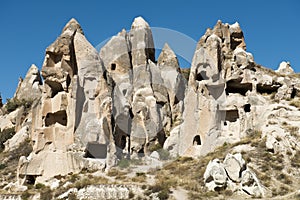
[0,16,299,199]
[204,153,266,197]
[14,64,43,102]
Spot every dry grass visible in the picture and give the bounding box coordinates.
[145,129,298,198]
[53,174,109,198]
[131,172,147,183]
[289,99,300,108]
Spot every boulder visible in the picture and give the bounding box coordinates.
[150,151,160,160]
[223,153,246,182]
[241,169,265,197]
[203,159,227,191]
[204,153,265,197]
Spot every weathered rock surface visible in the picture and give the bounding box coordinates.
[0,17,299,199]
[276,61,294,74]
[203,159,227,191]
[17,18,116,182]
[4,125,29,152]
[100,17,186,158]
[14,64,43,102]
[177,20,300,158]
[204,153,266,197]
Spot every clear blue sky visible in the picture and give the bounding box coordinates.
[0,0,299,101]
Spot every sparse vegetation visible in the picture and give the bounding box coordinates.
[181,68,190,81]
[148,142,162,152]
[157,148,170,160]
[0,127,15,152]
[35,183,46,190]
[291,151,300,168]
[5,98,32,113]
[289,99,300,108]
[40,186,53,200]
[131,172,147,183]
[118,158,131,168]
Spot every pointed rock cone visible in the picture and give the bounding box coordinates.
[158,43,179,69]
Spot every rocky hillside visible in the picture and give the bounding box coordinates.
[0,17,299,199]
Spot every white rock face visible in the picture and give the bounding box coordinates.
[17,18,116,181]
[4,125,29,152]
[14,64,42,102]
[276,61,294,74]
[8,17,300,193]
[223,153,245,182]
[204,159,227,191]
[100,18,186,158]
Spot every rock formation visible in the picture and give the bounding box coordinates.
[204,153,266,197]
[14,64,43,102]
[100,17,186,158]
[176,20,300,158]
[0,16,299,199]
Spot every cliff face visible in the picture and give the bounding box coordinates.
[0,16,300,199]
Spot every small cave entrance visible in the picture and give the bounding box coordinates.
[84,142,107,159]
[244,104,251,112]
[45,110,67,127]
[225,110,239,122]
[120,135,127,150]
[25,175,36,185]
[45,80,64,98]
[230,32,244,50]
[196,73,205,81]
[193,135,201,145]
[225,80,252,96]
[111,63,116,71]
[256,83,280,95]
[291,87,297,99]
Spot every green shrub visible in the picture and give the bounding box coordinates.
[0,127,15,151]
[40,186,53,200]
[74,178,92,189]
[157,149,170,160]
[0,163,7,170]
[148,143,162,152]
[35,183,46,190]
[118,158,130,169]
[5,98,32,113]
[158,189,169,200]
[21,191,31,200]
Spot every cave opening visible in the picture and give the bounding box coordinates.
[256,83,280,95]
[244,104,251,112]
[226,80,252,96]
[111,63,116,71]
[193,135,201,145]
[196,73,205,81]
[25,175,36,185]
[291,87,297,99]
[225,110,239,122]
[84,142,107,159]
[45,80,64,98]
[45,110,67,127]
